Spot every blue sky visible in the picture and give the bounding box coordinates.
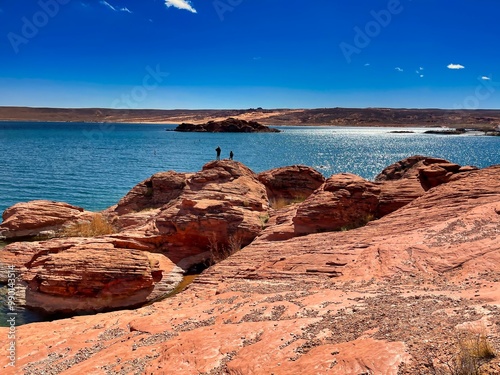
[0,0,499,109]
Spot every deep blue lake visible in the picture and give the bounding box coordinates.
[0,121,499,216]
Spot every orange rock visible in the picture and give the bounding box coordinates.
[293,173,381,234]
[1,160,499,375]
[0,237,182,313]
[375,155,449,181]
[133,160,270,264]
[0,200,93,240]
[257,165,325,202]
[111,171,187,216]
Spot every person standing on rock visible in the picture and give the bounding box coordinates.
[229,151,234,160]
[215,146,221,160]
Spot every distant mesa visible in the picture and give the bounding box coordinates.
[174,117,280,133]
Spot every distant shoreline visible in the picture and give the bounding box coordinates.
[1,106,500,130]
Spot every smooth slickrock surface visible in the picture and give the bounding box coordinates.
[0,200,93,240]
[0,163,499,374]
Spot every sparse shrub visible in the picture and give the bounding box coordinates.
[290,193,308,204]
[258,214,270,229]
[436,327,496,375]
[339,213,376,232]
[60,214,116,237]
[269,194,308,210]
[207,233,242,264]
[269,197,288,210]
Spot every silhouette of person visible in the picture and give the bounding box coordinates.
[215,146,221,160]
[229,151,234,160]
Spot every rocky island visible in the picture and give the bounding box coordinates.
[1,157,500,374]
[174,117,280,133]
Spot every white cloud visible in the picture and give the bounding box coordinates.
[100,1,132,13]
[364,63,370,66]
[419,67,424,71]
[420,74,424,78]
[447,63,465,70]
[395,67,403,72]
[165,0,197,13]
[481,76,491,81]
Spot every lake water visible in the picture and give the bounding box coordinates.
[0,122,499,216]
[0,122,499,326]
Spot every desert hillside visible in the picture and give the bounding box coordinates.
[1,106,500,128]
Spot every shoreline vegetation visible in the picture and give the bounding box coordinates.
[1,106,500,130]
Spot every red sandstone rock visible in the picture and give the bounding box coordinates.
[375,155,449,181]
[376,178,425,217]
[417,161,479,191]
[0,200,93,240]
[130,160,270,264]
[111,171,187,216]
[0,164,499,374]
[257,204,298,242]
[375,155,478,192]
[0,237,182,313]
[257,165,325,202]
[293,173,381,234]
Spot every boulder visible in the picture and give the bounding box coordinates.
[293,173,380,234]
[104,171,188,229]
[0,237,182,313]
[137,160,269,264]
[257,204,298,242]
[257,165,325,203]
[375,155,478,192]
[375,155,450,181]
[0,200,93,240]
[418,162,478,191]
[376,179,425,217]
[111,171,188,215]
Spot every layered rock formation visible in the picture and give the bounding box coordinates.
[0,200,93,240]
[0,157,483,315]
[104,171,188,229]
[0,162,499,374]
[293,173,381,234]
[257,165,325,202]
[174,117,280,133]
[0,237,183,312]
[135,161,269,264]
[0,161,270,313]
[292,156,481,235]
